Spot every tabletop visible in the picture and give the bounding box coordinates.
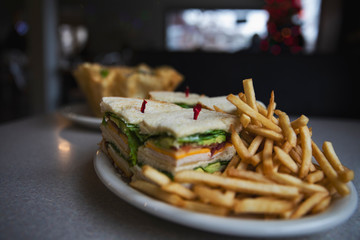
[0,112,359,240]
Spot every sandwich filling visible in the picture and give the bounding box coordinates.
[137,129,235,174]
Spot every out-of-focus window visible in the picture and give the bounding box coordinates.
[166,9,269,53]
[165,0,321,54]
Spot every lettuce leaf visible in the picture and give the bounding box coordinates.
[175,103,194,109]
[152,130,228,149]
[177,130,228,145]
[194,160,229,173]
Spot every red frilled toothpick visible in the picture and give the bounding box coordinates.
[193,103,202,120]
[185,86,190,97]
[141,99,147,113]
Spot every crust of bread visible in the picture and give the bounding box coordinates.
[100,97,183,124]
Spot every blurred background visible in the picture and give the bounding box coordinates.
[0,0,359,124]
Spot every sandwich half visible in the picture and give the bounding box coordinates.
[137,108,241,175]
[149,91,204,108]
[99,96,241,178]
[149,91,238,114]
[99,97,183,177]
[198,96,238,114]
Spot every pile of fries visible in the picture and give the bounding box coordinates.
[130,79,354,219]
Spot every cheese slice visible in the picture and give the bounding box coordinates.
[145,141,210,160]
[145,141,233,160]
[108,121,128,144]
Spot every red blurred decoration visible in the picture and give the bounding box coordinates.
[262,0,304,55]
[193,103,202,120]
[185,86,190,97]
[141,99,147,113]
[271,45,282,55]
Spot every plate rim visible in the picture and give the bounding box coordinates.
[60,103,101,128]
[93,149,358,238]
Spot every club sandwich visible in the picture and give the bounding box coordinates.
[99,96,241,179]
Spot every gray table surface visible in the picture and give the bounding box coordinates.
[0,113,359,240]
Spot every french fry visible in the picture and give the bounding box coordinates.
[311,195,331,214]
[322,141,354,183]
[227,167,275,184]
[322,141,343,171]
[291,192,328,219]
[267,90,276,119]
[174,170,299,198]
[275,110,297,147]
[305,170,324,184]
[290,115,309,130]
[290,147,316,172]
[274,146,299,174]
[162,182,196,200]
[245,124,283,142]
[243,79,258,111]
[239,114,251,128]
[278,165,292,174]
[223,155,240,176]
[227,94,282,132]
[130,180,184,206]
[142,165,171,186]
[182,200,229,216]
[249,152,262,166]
[256,101,279,125]
[255,162,264,174]
[237,160,248,170]
[231,127,251,161]
[248,135,264,155]
[269,172,328,194]
[238,92,246,102]
[234,197,294,214]
[243,79,261,126]
[339,167,355,183]
[294,144,302,157]
[311,141,350,196]
[299,126,312,178]
[281,141,293,153]
[239,130,254,146]
[280,194,304,219]
[193,185,235,208]
[263,138,274,175]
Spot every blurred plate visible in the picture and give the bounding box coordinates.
[60,103,101,129]
[94,150,358,238]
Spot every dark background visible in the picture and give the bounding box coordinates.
[0,0,359,124]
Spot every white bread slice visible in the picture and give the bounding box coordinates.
[199,96,237,114]
[149,91,203,106]
[139,108,241,138]
[100,97,183,124]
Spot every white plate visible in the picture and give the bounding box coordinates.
[60,103,101,129]
[93,150,358,238]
